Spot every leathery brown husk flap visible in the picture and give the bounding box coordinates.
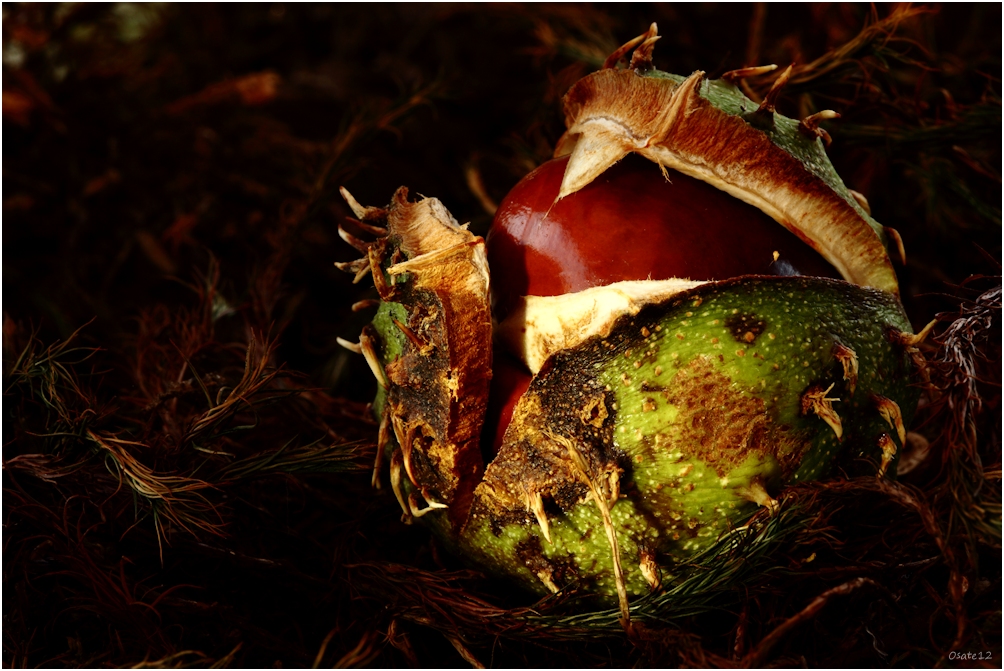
[554,24,900,296]
[340,187,492,529]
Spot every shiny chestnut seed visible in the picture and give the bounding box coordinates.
[487,153,840,321]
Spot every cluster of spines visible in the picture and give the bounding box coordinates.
[334,189,445,522]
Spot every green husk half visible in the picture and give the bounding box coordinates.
[452,276,918,598]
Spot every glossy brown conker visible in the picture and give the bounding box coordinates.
[487,153,839,321]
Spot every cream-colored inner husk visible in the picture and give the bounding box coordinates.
[497,278,704,374]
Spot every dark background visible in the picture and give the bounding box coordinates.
[3,4,1001,668]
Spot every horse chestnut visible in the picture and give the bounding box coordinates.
[338,24,922,613]
[487,153,839,321]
